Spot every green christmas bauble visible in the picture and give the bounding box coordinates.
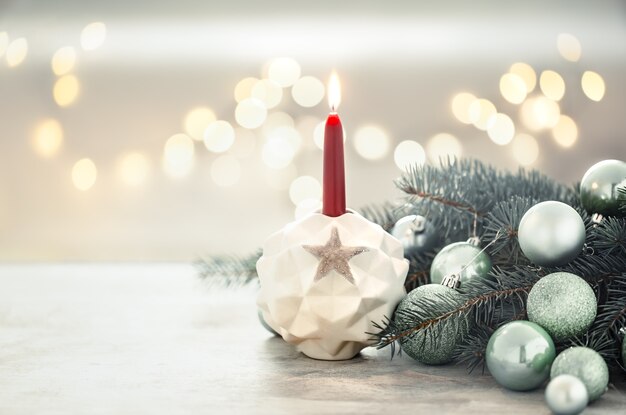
[545,375,588,415]
[527,272,597,342]
[430,241,492,285]
[550,347,609,401]
[394,284,467,365]
[486,321,556,391]
[518,201,586,267]
[580,159,626,217]
[390,215,440,256]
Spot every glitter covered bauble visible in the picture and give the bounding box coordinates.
[393,284,468,365]
[518,201,586,267]
[580,159,626,217]
[486,321,556,391]
[390,215,440,256]
[527,272,597,342]
[545,375,589,415]
[430,241,492,286]
[257,211,408,361]
[257,309,278,336]
[550,347,609,401]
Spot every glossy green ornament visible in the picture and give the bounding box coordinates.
[394,284,468,365]
[527,272,597,342]
[550,347,609,401]
[580,159,626,217]
[391,215,440,256]
[486,321,556,391]
[430,241,492,285]
[518,201,586,267]
[545,375,589,415]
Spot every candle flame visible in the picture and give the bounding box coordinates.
[328,72,341,112]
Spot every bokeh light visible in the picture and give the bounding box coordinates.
[251,79,283,109]
[520,96,560,130]
[0,32,8,58]
[353,125,390,160]
[295,116,320,148]
[262,112,294,136]
[268,126,302,154]
[295,198,322,220]
[426,133,462,163]
[6,37,27,67]
[468,98,497,131]
[451,92,477,124]
[581,71,606,102]
[51,46,77,76]
[509,62,536,92]
[539,70,565,101]
[289,176,322,205]
[268,58,301,87]
[184,107,216,141]
[211,155,241,187]
[72,158,97,191]
[230,128,257,158]
[32,118,63,158]
[53,75,80,107]
[313,121,346,150]
[80,22,107,51]
[557,33,582,62]
[163,133,195,177]
[235,98,267,129]
[499,73,527,104]
[511,133,539,166]
[118,152,150,186]
[234,77,259,103]
[292,76,325,107]
[262,136,296,169]
[487,113,515,145]
[394,140,426,170]
[265,164,297,190]
[203,120,235,153]
[551,115,578,148]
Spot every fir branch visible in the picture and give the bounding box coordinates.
[195,250,261,286]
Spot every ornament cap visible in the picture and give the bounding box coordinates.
[441,273,462,289]
[466,236,481,246]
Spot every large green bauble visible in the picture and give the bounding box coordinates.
[430,242,492,285]
[580,159,626,217]
[486,321,556,391]
[550,347,609,401]
[527,272,597,342]
[394,284,467,365]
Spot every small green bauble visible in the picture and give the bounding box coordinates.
[527,272,597,342]
[551,347,609,401]
[486,321,556,391]
[580,159,626,217]
[394,284,467,365]
[545,375,589,415]
[430,241,492,285]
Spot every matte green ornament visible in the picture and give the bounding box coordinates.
[394,284,467,365]
[430,241,492,285]
[486,321,556,391]
[550,347,609,401]
[527,272,597,342]
[580,159,626,217]
[518,201,586,267]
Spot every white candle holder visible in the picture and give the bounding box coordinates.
[257,210,408,360]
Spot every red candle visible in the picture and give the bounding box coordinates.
[322,73,346,217]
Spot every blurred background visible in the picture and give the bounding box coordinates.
[0,0,625,261]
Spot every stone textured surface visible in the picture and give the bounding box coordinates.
[0,264,625,414]
[257,212,408,360]
[551,347,610,402]
[527,272,597,342]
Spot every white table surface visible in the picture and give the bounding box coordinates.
[0,264,624,414]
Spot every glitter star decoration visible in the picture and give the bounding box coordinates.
[302,227,369,284]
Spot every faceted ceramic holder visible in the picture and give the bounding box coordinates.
[257,210,408,360]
